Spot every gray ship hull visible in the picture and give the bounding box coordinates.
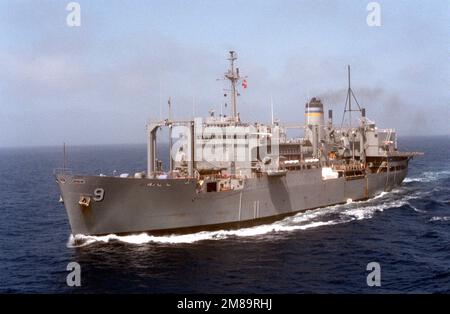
[57,166,408,236]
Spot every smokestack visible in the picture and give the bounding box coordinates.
[305,98,325,158]
[305,97,324,126]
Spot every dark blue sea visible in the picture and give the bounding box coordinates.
[1,136,449,293]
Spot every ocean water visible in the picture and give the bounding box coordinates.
[0,136,449,293]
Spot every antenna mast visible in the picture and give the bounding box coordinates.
[168,97,173,121]
[270,94,274,125]
[348,65,352,128]
[159,79,162,120]
[225,51,240,122]
[63,142,66,171]
[341,65,362,128]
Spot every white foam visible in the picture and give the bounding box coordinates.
[341,193,412,220]
[412,207,427,213]
[374,191,389,199]
[429,216,450,222]
[404,170,450,183]
[67,231,226,247]
[67,218,341,247]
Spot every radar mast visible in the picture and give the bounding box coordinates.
[224,51,241,123]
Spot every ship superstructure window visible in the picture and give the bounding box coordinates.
[206,182,217,192]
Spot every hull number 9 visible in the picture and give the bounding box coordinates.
[93,188,104,201]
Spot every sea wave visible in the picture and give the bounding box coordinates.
[412,207,427,213]
[429,216,450,222]
[404,170,450,183]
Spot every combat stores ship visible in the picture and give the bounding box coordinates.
[56,51,421,236]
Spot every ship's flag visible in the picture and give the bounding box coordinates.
[242,79,248,89]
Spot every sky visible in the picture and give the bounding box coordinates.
[0,0,449,147]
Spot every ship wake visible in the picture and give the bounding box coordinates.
[403,170,450,183]
[67,188,427,247]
